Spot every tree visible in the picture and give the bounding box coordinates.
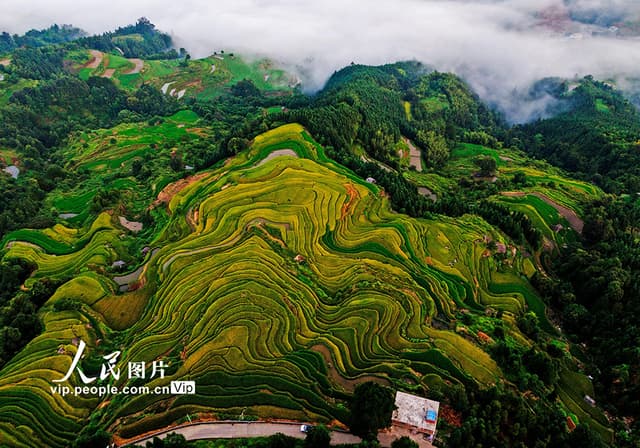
[568,424,608,448]
[170,153,184,171]
[163,433,187,448]
[416,130,449,168]
[131,159,143,177]
[349,382,396,440]
[227,137,249,155]
[179,53,191,67]
[267,433,297,448]
[391,436,418,448]
[474,156,497,176]
[517,311,540,340]
[305,425,331,448]
[231,79,261,97]
[513,171,527,185]
[73,428,111,448]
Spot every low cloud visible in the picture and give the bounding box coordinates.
[2,0,640,122]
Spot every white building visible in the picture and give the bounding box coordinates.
[392,391,440,436]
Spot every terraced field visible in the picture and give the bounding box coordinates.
[405,142,600,250]
[0,124,561,446]
[77,50,144,81]
[50,109,206,222]
[70,48,297,99]
[146,55,297,101]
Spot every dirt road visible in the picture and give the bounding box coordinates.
[123,58,144,74]
[120,421,434,448]
[121,422,361,447]
[85,50,103,69]
[101,68,115,78]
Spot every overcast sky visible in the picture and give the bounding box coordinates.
[1,0,639,121]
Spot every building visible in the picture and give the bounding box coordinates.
[112,260,127,270]
[392,391,440,437]
[584,395,596,407]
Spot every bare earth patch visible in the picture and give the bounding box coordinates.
[101,68,115,79]
[418,187,437,202]
[122,58,144,74]
[152,172,212,211]
[255,149,298,167]
[119,216,143,232]
[341,183,360,219]
[403,137,423,172]
[84,50,103,69]
[0,59,10,66]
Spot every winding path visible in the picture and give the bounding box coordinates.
[123,58,144,74]
[120,422,360,447]
[85,50,103,69]
[119,421,433,448]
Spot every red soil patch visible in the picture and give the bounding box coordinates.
[439,404,462,428]
[152,172,211,212]
[186,208,200,230]
[477,331,493,344]
[341,183,359,219]
[184,80,203,88]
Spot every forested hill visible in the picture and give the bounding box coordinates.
[76,17,177,59]
[310,61,501,155]
[510,76,640,193]
[1,17,177,60]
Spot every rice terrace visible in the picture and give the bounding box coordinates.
[0,12,639,448]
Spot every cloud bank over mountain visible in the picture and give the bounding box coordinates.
[2,0,639,121]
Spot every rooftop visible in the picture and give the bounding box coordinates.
[392,391,440,434]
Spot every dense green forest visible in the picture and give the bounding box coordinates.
[510,77,640,193]
[76,17,178,59]
[0,24,85,52]
[1,19,639,448]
